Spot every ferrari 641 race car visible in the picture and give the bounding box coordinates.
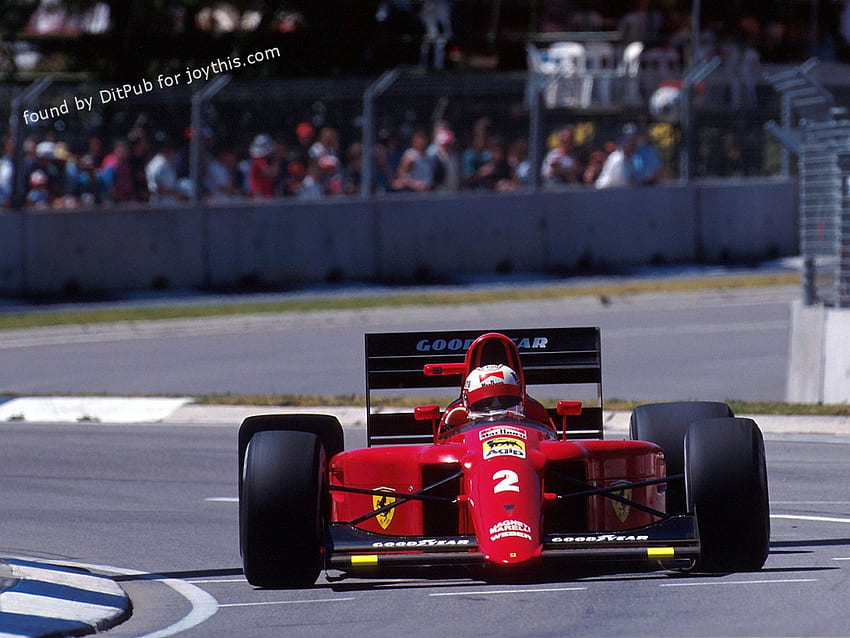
[238,328,770,588]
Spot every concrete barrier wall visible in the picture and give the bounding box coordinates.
[541,185,698,269]
[0,212,23,293]
[20,207,206,295]
[698,178,799,261]
[205,199,378,287]
[1,178,799,297]
[787,301,850,403]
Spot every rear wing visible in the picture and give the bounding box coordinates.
[365,327,603,446]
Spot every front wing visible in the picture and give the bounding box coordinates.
[325,515,700,572]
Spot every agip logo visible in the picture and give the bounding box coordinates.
[483,437,526,460]
[372,487,397,530]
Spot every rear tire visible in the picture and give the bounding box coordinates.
[629,401,733,513]
[240,430,325,588]
[685,417,770,573]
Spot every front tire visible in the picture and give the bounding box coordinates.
[685,417,770,572]
[240,430,326,588]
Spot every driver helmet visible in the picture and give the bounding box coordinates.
[463,364,524,417]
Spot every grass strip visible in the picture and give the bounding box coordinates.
[4,392,844,416]
[191,394,850,416]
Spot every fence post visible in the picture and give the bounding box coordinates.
[9,76,53,210]
[189,73,230,203]
[528,82,542,193]
[678,57,719,182]
[837,151,850,307]
[361,68,400,199]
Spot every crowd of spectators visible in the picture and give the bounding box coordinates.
[3,0,845,210]
[0,115,671,209]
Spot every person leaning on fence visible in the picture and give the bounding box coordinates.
[76,154,107,206]
[632,126,665,185]
[428,123,461,192]
[0,137,13,207]
[145,136,185,204]
[51,142,80,208]
[309,126,341,165]
[30,141,62,202]
[297,159,324,199]
[101,140,135,203]
[206,148,242,201]
[247,134,278,199]
[541,126,582,187]
[461,127,490,190]
[472,135,513,191]
[343,142,364,195]
[594,124,640,189]
[582,149,609,186]
[26,170,50,208]
[392,128,434,192]
[506,138,532,189]
[127,127,150,202]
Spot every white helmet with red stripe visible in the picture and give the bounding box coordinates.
[463,364,523,417]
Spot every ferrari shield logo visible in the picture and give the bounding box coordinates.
[372,487,397,530]
[611,481,632,523]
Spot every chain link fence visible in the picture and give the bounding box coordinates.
[3,60,847,209]
[766,61,850,308]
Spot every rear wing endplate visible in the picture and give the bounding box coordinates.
[365,327,603,446]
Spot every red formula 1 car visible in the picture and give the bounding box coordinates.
[238,328,770,588]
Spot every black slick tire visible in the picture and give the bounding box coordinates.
[685,417,770,573]
[629,401,734,514]
[240,429,325,588]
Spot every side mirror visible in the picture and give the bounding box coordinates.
[414,405,441,421]
[557,401,583,416]
[423,363,467,377]
[556,401,583,441]
[415,404,442,441]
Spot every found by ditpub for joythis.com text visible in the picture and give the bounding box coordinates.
[22,48,280,125]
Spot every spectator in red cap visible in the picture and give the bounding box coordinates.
[296,121,314,141]
[287,121,315,185]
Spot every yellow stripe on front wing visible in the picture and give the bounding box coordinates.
[351,555,379,566]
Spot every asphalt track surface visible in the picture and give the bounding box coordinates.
[2,277,849,636]
[1,283,796,402]
[2,421,849,637]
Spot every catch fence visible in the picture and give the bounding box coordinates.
[766,60,850,307]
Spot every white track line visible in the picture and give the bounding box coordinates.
[44,558,219,638]
[772,501,850,505]
[771,514,850,524]
[219,597,355,608]
[660,578,818,588]
[430,586,586,597]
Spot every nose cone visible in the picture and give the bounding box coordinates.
[483,518,543,565]
[464,427,545,567]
